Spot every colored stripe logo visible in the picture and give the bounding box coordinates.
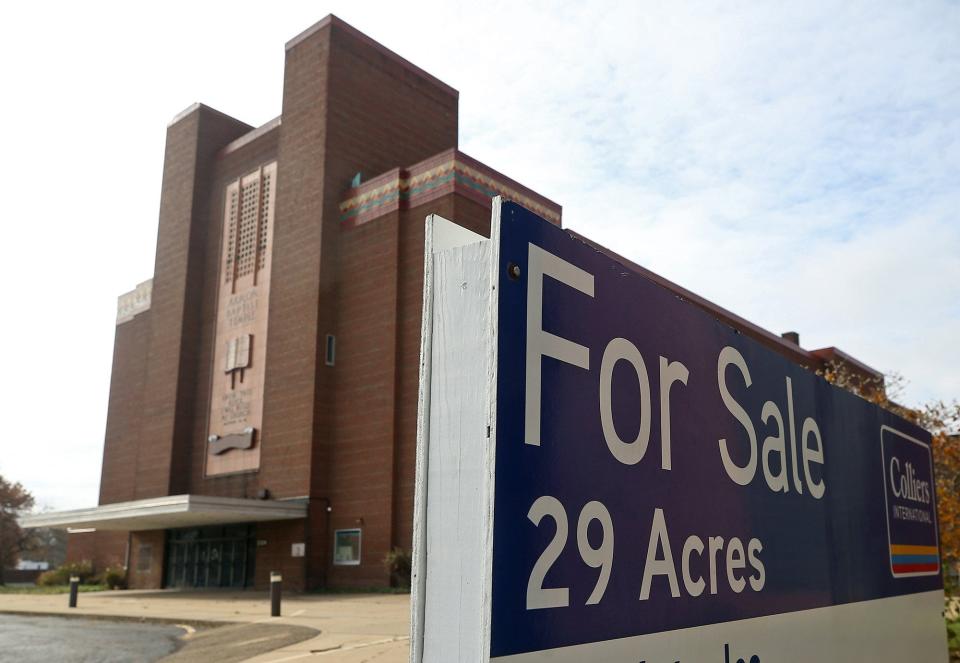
[889,545,939,575]
[881,427,941,579]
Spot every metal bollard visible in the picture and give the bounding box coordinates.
[270,572,282,617]
[68,576,79,608]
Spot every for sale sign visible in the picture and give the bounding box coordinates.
[412,202,947,663]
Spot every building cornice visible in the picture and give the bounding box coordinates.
[339,149,562,228]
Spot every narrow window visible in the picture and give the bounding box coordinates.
[325,334,336,366]
[333,529,361,566]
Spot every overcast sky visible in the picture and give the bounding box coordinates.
[1,1,957,511]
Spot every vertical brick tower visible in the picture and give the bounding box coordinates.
[46,16,562,590]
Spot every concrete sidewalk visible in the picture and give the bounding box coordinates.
[0,589,410,662]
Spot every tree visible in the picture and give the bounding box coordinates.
[23,526,68,568]
[817,361,960,573]
[920,405,960,574]
[0,475,35,584]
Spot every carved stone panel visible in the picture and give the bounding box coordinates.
[206,162,277,476]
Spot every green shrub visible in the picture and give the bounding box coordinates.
[36,560,95,586]
[96,566,127,590]
[35,570,57,587]
[947,617,960,660]
[383,547,412,589]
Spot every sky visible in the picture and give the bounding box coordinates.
[0,0,957,511]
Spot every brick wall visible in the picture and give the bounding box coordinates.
[253,520,307,590]
[264,17,460,588]
[136,105,252,499]
[128,530,164,589]
[99,311,151,505]
[324,190,494,584]
[259,23,331,515]
[452,196,497,238]
[320,21,458,587]
[325,211,401,587]
[65,531,128,574]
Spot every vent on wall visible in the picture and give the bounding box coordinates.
[224,167,275,289]
[236,177,259,277]
[258,170,272,271]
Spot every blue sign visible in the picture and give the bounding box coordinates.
[489,202,943,660]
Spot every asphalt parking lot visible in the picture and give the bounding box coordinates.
[0,590,409,662]
[0,614,186,662]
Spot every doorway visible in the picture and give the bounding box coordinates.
[163,524,255,588]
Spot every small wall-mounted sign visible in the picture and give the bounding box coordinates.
[257,539,267,547]
[291,542,306,558]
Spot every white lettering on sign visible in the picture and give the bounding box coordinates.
[526,497,615,610]
[717,348,826,499]
[520,244,829,608]
[525,244,595,447]
[889,457,932,504]
[599,338,652,465]
[659,357,690,471]
[717,347,758,486]
[526,495,570,609]
[598,339,691,469]
[577,500,614,605]
[526,498,767,609]
[638,508,765,601]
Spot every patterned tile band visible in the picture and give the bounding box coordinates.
[339,158,561,227]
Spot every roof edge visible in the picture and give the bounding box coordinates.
[285,14,458,99]
[20,494,307,531]
[168,103,252,130]
[220,116,282,157]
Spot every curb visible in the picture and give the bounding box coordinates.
[0,609,233,629]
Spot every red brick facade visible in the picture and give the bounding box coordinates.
[71,15,560,591]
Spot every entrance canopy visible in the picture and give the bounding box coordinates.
[20,494,307,532]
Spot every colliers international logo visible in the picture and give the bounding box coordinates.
[880,425,940,578]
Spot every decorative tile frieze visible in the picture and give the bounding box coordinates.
[339,150,562,228]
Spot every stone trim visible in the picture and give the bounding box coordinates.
[117,280,153,324]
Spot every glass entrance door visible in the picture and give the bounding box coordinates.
[164,524,255,588]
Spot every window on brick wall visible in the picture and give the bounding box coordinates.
[325,334,336,366]
[334,529,361,566]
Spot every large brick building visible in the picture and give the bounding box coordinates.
[26,16,882,591]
